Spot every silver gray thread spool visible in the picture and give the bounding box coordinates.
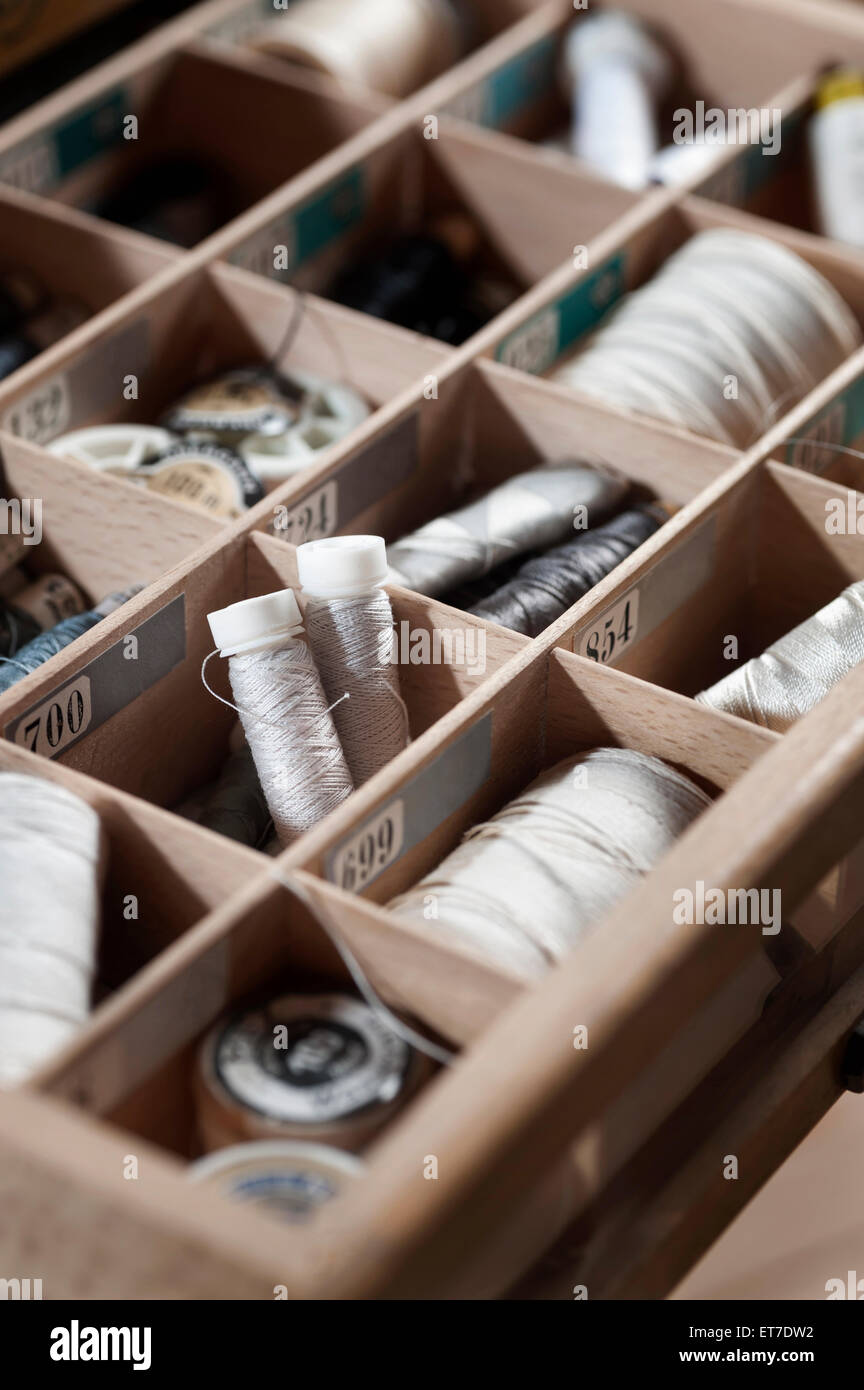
[389,747,711,981]
[207,589,353,846]
[0,773,103,1087]
[298,536,409,787]
[384,462,628,598]
[696,579,864,732]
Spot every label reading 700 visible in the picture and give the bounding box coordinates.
[577,591,640,666]
[13,675,92,757]
[329,800,405,894]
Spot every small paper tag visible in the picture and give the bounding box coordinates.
[577,591,639,665]
[324,713,493,893]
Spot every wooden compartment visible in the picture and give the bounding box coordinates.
[222,118,644,326]
[0,258,448,501]
[0,44,385,245]
[0,740,263,1080]
[0,517,522,828]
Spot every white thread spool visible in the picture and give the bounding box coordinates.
[187,1141,364,1223]
[48,425,176,476]
[0,773,103,1087]
[384,463,628,598]
[207,588,353,845]
[253,0,465,98]
[240,370,370,482]
[297,535,409,787]
[552,230,861,447]
[389,748,712,980]
[696,579,864,732]
[564,12,672,189]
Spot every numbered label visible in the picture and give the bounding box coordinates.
[274,481,337,545]
[577,591,640,666]
[0,135,58,195]
[13,676,92,758]
[2,374,70,444]
[497,307,558,375]
[329,800,405,894]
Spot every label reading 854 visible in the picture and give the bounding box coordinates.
[330,800,405,894]
[577,592,639,666]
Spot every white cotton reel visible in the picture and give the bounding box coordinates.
[48,425,177,476]
[551,229,862,448]
[564,11,672,190]
[0,773,103,1087]
[696,579,864,732]
[239,370,371,482]
[297,535,409,787]
[207,587,353,845]
[389,747,712,980]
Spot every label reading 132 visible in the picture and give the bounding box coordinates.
[577,591,639,666]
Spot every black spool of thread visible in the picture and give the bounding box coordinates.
[468,505,664,637]
[327,233,486,345]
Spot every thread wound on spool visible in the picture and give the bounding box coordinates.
[696,578,864,732]
[389,748,712,980]
[0,774,103,1087]
[467,504,664,636]
[551,230,861,447]
[385,463,628,598]
[195,993,428,1153]
[298,535,409,786]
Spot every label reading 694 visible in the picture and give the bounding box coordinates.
[577,591,640,666]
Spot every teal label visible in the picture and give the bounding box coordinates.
[0,87,128,195]
[786,375,864,475]
[481,36,558,129]
[495,252,626,374]
[230,166,365,281]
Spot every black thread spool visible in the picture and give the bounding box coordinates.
[467,505,665,637]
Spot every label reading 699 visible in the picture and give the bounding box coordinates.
[329,800,405,894]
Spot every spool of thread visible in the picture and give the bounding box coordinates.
[0,573,87,657]
[389,748,712,980]
[696,579,864,732]
[195,746,272,848]
[187,1141,364,1223]
[810,70,864,249]
[327,218,487,345]
[0,774,103,1087]
[550,229,862,447]
[0,585,143,694]
[137,442,264,518]
[385,462,628,598]
[467,504,664,636]
[564,11,672,189]
[48,425,177,476]
[207,588,353,844]
[253,0,465,98]
[239,369,370,481]
[195,992,429,1152]
[297,535,409,787]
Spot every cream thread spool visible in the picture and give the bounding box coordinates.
[252,0,466,98]
[0,773,103,1087]
[696,579,864,732]
[297,535,409,787]
[207,588,353,845]
[389,748,712,981]
[194,992,431,1153]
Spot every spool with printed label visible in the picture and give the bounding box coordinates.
[187,1140,364,1222]
[195,992,431,1153]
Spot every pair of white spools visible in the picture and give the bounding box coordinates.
[208,535,409,846]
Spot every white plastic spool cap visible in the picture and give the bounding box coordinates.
[296,534,388,599]
[208,588,304,657]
